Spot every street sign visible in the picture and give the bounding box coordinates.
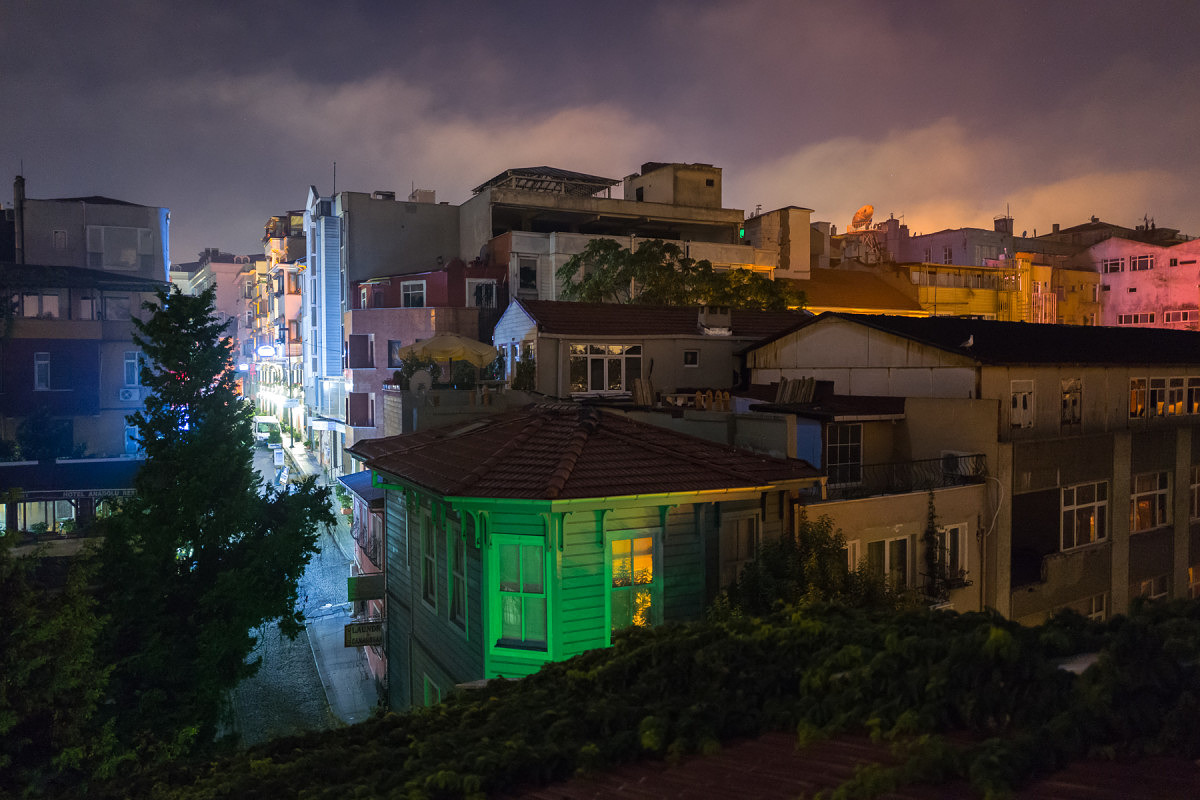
[348,573,385,601]
[344,620,383,647]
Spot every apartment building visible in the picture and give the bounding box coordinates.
[745,313,1200,623]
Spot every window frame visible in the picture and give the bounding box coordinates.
[608,533,658,637]
[1191,465,1200,521]
[421,512,438,610]
[1133,574,1169,601]
[518,257,538,290]
[718,512,759,588]
[1129,378,1147,418]
[1060,480,1108,551]
[449,528,467,633]
[1149,378,1167,416]
[124,350,142,387]
[826,422,863,486]
[1130,471,1170,533]
[1060,377,1081,425]
[1011,380,1034,428]
[568,343,643,394]
[867,536,911,588]
[34,352,50,390]
[938,523,968,581]
[401,280,426,308]
[493,538,548,651]
[466,279,497,308]
[682,349,700,367]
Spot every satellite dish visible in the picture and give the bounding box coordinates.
[850,204,874,231]
[410,369,432,394]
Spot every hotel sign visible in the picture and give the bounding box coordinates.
[344,620,383,648]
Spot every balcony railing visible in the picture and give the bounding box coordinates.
[825,453,987,501]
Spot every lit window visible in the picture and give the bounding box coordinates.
[1129,378,1147,418]
[826,423,862,486]
[497,542,546,649]
[1189,564,1200,599]
[1168,378,1185,415]
[1061,481,1108,551]
[1149,378,1168,416]
[568,343,642,393]
[611,536,655,632]
[1130,471,1170,533]
[1132,574,1169,601]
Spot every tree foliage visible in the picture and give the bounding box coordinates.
[721,512,913,616]
[97,285,334,763]
[90,601,1200,799]
[0,537,113,797]
[557,238,804,310]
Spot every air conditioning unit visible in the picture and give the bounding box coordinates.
[118,387,138,402]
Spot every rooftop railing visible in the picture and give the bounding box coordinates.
[825,453,987,501]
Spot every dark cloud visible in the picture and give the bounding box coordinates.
[3,0,1200,262]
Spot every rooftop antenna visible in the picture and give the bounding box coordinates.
[332,161,336,195]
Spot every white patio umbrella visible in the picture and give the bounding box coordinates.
[392,332,498,370]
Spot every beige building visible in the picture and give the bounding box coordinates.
[745,312,1200,623]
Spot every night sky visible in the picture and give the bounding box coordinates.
[4,0,1200,263]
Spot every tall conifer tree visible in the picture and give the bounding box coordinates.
[99,286,333,757]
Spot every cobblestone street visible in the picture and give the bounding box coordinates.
[224,446,359,747]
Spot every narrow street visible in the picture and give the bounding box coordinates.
[223,445,362,747]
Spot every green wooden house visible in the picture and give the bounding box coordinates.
[347,402,822,709]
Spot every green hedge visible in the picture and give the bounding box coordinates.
[87,600,1200,800]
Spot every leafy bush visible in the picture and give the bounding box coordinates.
[84,600,1200,799]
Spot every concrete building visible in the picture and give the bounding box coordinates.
[492,299,806,400]
[10,176,170,283]
[1074,236,1200,330]
[302,187,461,475]
[745,312,1200,623]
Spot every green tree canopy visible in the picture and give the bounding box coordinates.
[556,238,804,310]
[0,537,112,797]
[97,285,334,763]
[721,512,912,615]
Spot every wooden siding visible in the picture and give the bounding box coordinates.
[385,488,487,708]
[384,491,413,709]
[408,498,487,702]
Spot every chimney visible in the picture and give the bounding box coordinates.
[1052,223,1060,234]
[13,175,25,264]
